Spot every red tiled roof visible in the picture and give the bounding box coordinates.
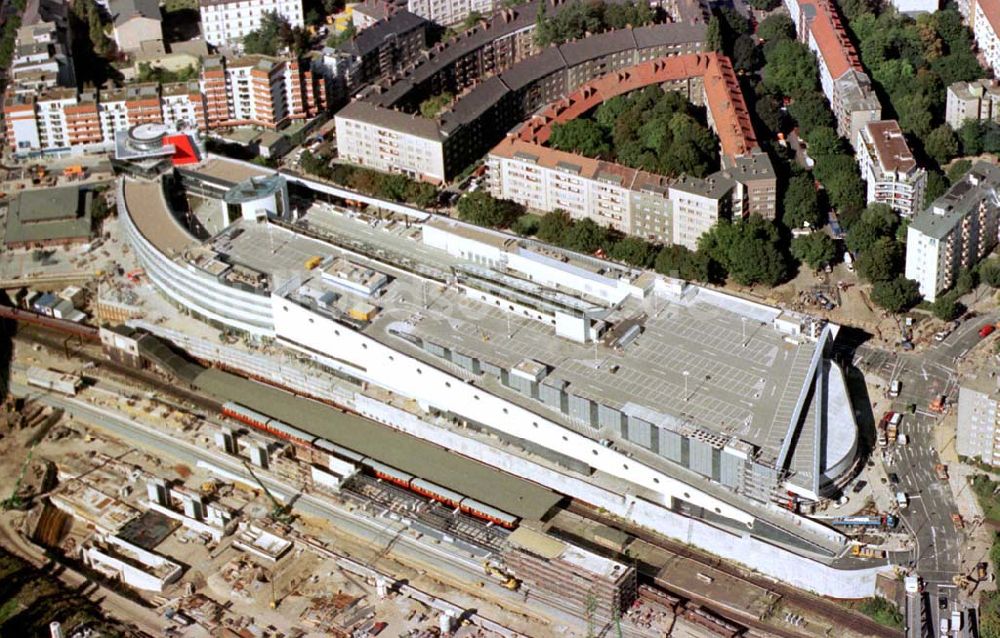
[517,52,758,161]
[797,0,863,80]
[978,0,1000,35]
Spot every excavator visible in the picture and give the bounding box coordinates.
[3,445,36,511]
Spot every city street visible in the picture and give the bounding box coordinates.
[844,309,1000,637]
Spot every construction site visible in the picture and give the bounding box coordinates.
[0,309,904,638]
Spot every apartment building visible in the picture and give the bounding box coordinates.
[407,0,494,26]
[487,138,662,236]
[325,10,428,96]
[199,0,304,48]
[904,161,1000,301]
[946,79,1000,129]
[856,120,926,217]
[957,374,1000,466]
[488,138,736,250]
[785,0,881,145]
[972,0,1000,75]
[335,24,708,184]
[109,0,163,53]
[4,55,327,156]
[10,21,74,94]
[161,82,208,131]
[335,100,447,182]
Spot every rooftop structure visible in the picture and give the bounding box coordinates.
[856,120,926,217]
[327,10,428,96]
[946,79,1000,129]
[905,161,1000,301]
[493,53,776,233]
[335,22,708,183]
[785,0,881,145]
[4,185,92,248]
[504,526,636,619]
[972,0,1000,75]
[118,159,864,588]
[198,0,304,47]
[109,0,163,53]
[957,373,1000,467]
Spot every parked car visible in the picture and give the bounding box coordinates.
[980,324,996,338]
[889,472,900,485]
[852,480,867,494]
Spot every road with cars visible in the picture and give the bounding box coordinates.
[845,309,999,638]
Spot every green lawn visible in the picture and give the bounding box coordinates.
[856,597,903,629]
[163,0,197,12]
[971,474,1000,523]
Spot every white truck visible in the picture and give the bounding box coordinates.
[896,492,909,509]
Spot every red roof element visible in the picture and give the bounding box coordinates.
[164,134,200,165]
[978,0,1000,36]
[517,52,758,162]
[797,0,864,80]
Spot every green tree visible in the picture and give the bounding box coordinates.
[758,14,794,44]
[549,119,610,158]
[814,153,865,215]
[804,126,842,158]
[244,12,288,55]
[870,276,921,313]
[855,237,901,283]
[705,15,722,52]
[456,191,522,228]
[419,92,454,118]
[462,10,483,28]
[947,159,973,184]
[404,181,439,208]
[563,218,608,254]
[763,40,818,98]
[925,125,959,165]
[788,92,836,136]
[536,210,573,244]
[511,214,540,236]
[925,170,948,203]
[783,172,822,229]
[654,245,715,282]
[749,0,778,10]
[608,236,654,267]
[700,216,788,287]
[931,293,962,321]
[791,232,836,270]
[980,259,1000,288]
[732,34,760,73]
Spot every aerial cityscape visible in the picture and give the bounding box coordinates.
[0,0,998,634]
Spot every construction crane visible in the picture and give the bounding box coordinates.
[241,461,292,524]
[3,444,36,511]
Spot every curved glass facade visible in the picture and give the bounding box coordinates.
[117,178,276,337]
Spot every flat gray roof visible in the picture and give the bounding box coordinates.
[336,101,443,141]
[188,157,273,186]
[4,186,92,245]
[192,367,561,520]
[121,178,197,256]
[911,161,1000,240]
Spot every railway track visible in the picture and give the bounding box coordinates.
[567,500,901,638]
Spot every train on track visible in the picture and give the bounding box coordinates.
[221,401,519,529]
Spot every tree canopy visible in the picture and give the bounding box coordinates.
[548,86,719,178]
[535,0,656,46]
[698,215,789,287]
[457,191,523,228]
[791,232,837,271]
[870,276,921,313]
